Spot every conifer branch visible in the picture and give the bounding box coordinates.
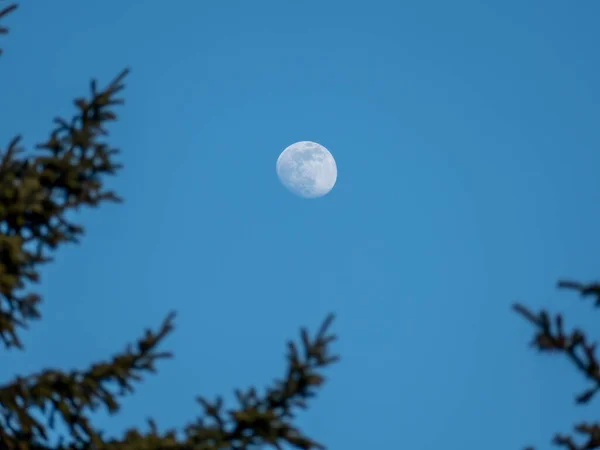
[0,312,175,448]
[516,281,600,450]
[0,69,128,349]
[0,2,17,55]
[0,313,338,450]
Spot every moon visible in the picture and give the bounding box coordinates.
[276,141,337,198]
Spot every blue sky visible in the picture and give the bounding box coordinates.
[2,0,600,448]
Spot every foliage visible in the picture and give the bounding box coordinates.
[0,3,338,449]
[516,281,600,450]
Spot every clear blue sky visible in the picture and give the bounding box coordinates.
[2,1,600,448]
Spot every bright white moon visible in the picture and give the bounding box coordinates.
[276,141,337,198]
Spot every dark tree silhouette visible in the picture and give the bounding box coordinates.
[516,281,600,450]
[0,4,338,449]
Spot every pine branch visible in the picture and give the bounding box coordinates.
[0,314,338,450]
[0,2,17,55]
[515,280,600,450]
[0,312,175,448]
[0,69,128,350]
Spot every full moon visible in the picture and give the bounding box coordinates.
[276,141,337,198]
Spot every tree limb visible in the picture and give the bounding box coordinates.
[515,280,600,450]
[0,69,128,349]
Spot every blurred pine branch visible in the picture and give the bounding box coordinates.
[516,281,600,450]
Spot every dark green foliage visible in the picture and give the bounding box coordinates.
[516,281,600,450]
[0,4,338,449]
